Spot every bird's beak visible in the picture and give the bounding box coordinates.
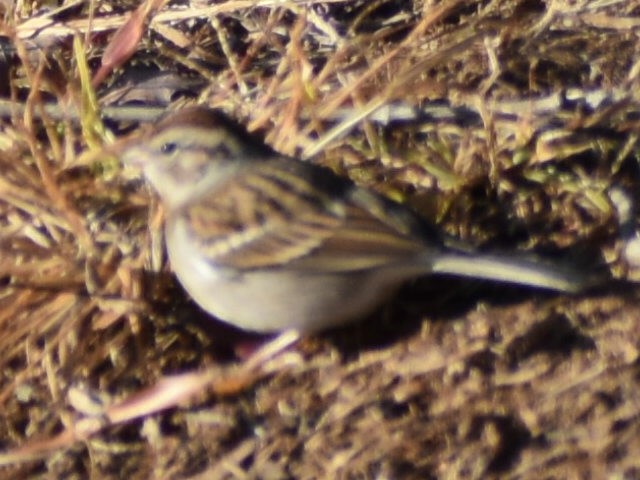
[110,127,153,167]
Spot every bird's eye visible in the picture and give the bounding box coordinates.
[160,142,177,154]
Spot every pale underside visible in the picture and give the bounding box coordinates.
[165,159,436,331]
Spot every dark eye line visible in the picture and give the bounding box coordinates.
[161,142,178,154]
[210,144,232,158]
[158,139,235,159]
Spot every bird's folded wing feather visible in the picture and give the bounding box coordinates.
[181,162,428,272]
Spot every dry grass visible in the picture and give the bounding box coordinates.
[1,0,640,478]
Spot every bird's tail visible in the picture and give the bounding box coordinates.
[429,252,597,293]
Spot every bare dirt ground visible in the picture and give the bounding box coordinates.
[2,1,640,478]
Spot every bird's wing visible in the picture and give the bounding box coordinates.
[180,160,430,272]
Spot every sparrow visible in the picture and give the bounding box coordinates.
[120,107,593,333]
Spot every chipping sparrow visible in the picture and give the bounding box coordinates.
[120,107,592,333]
